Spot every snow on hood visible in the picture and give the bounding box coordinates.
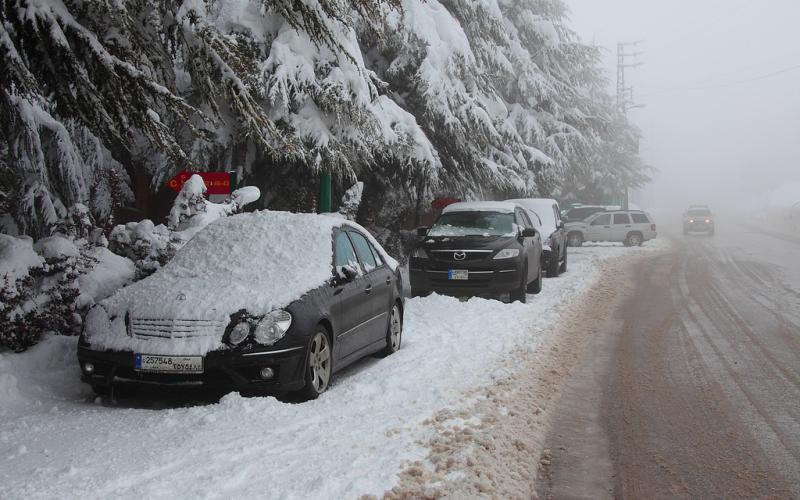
[92,211,394,354]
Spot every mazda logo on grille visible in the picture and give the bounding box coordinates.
[453,251,466,261]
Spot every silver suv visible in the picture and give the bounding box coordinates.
[565,210,657,247]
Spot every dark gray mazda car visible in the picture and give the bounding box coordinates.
[409,201,543,302]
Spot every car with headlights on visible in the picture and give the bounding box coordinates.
[409,201,542,302]
[683,205,715,235]
[506,198,568,277]
[78,211,403,400]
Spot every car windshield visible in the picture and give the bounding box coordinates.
[429,212,516,237]
[687,209,711,217]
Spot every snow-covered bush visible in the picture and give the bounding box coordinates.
[110,175,261,278]
[0,209,135,352]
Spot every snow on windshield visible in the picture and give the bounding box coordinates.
[429,212,517,237]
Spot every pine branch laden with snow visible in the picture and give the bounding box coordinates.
[0,0,647,238]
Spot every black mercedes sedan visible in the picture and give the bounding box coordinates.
[77,211,403,400]
[409,201,543,302]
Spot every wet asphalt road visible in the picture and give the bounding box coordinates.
[538,221,800,499]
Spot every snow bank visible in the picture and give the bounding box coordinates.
[0,242,668,499]
[0,235,43,286]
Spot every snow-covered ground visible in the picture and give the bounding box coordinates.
[0,241,668,499]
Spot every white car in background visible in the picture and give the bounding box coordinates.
[565,210,657,247]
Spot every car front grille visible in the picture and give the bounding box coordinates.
[130,318,224,340]
[429,250,493,263]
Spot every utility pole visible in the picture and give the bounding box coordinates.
[617,41,644,209]
[617,41,644,113]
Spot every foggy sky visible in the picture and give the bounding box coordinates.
[567,0,800,211]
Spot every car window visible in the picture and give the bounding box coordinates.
[631,213,650,224]
[368,241,384,267]
[334,232,361,273]
[591,214,612,226]
[613,214,631,225]
[515,209,532,229]
[348,231,379,273]
[527,210,542,227]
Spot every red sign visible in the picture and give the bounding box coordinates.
[166,171,231,195]
[431,197,461,210]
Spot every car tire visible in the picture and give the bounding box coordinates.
[547,251,561,277]
[527,261,542,294]
[299,327,332,400]
[510,262,528,303]
[559,247,568,274]
[625,232,643,247]
[567,232,584,247]
[377,303,403,357]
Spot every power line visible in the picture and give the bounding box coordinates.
[644,63,800,96]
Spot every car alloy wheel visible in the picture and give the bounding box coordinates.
[568,232,583,247]
[305,329,331,398]
[378,304,402,357]
[626,233,643,247]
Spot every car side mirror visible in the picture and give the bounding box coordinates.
[416,226,430,237]
[334,264,359,284]
[521,227,537,238]
[557,220,565,229]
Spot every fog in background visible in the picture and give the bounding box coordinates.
[568,0,800,214]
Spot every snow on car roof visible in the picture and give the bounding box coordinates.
[442,201,519,214]
[96,211,396,355]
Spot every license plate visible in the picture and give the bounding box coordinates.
[134,354,204,373]
[448,269,469,280]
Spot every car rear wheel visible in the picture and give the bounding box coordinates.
[625,232,643,247]
[527,261,542,294]
[300,328,332,400]
[567,232,584,247]
[510,262,528,303]
[547,251,561,277]
[377,304,402,357]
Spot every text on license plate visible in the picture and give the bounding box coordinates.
[448,269,469,280]
[134,354,204,373]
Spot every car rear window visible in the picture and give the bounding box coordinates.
[631,213,650,223]
[613,214,631,224]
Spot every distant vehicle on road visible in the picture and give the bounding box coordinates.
[78,211,404,400]
[561,205,609,223]
[410,201,543,303]
[683,205,715,235]
[506,198,568,277]
[566,210,657,247]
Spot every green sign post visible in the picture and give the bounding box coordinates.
[320,171,332,213]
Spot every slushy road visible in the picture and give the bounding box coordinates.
[538,220,800,499]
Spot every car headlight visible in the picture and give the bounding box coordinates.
[493,248,520,260]
[705,219,711,223]
[411,247,429,259]
[227,321,251,346]
[689,219,695,223]
[254,310,293,346]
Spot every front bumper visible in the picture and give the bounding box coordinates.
[77,343,307,392]
[409,258,523,297]
[685,221,714,232]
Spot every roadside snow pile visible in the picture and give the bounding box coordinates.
[0,241,668,499]
[0,234,43,287]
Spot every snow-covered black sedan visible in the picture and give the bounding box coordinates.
[77,211,403,399]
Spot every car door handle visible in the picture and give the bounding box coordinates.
[364,284,373,294]
[385,277,392,285]
[625,225,632,228]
